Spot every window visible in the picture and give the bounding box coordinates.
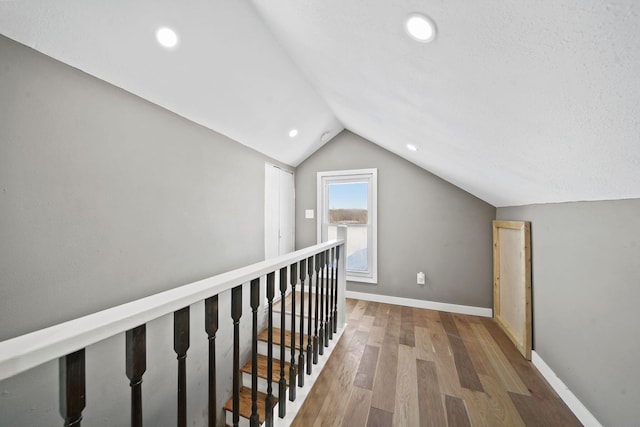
[317,169,377,283]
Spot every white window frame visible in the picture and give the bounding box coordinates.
[317,169,377,284]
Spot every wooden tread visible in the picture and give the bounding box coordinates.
[223,386,274,424]
[274,290,317,316]
[258,327,311,351]
[241,354,291,385]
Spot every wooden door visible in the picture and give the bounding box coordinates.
[493,220,532,360]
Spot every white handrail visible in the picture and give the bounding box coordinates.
[0,239,345,381]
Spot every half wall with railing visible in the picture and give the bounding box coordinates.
[0,228,347,427]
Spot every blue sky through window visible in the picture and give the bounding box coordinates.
[328,182,368,210]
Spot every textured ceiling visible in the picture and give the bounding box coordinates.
[2,0,639,206]
[252,0,640,206]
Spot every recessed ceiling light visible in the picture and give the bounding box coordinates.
[407,144,418,152]
[156,27,179,49]
[288,129,298,138]
[405,13,436,43]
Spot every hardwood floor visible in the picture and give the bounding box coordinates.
[291,298,582,427]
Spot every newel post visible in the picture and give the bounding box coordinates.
[336,225,348,329]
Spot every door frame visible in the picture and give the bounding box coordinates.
[493,220,532,360]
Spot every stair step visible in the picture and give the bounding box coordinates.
[225,320,344,427]
[223,386,274,426]
[274,290,317,316]
[258,327,311,351]
[241,354,291,385]
[273,311,321,330]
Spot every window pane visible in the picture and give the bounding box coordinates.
[319,169,376,283]
[328,225,368,272]
[328,182,368,225]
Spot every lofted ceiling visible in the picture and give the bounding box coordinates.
[0,0,343,167]
[1,1,639,207]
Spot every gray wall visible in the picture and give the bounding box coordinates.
[296,131,496,308]
[497,199,640,426]
[0,35,282,426]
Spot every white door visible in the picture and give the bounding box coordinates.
[265,164,294,259]
[265,165,280,260]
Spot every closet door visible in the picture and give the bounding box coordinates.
[277,168,294,255]
[265,164,294,259]
[493,220,532,360]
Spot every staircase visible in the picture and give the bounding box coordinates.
[223,289,343,427]
[0,232,346,427]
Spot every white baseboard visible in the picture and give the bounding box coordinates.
[344,291,492,317]
[531,351,602,427]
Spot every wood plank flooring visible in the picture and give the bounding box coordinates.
[292,298,582,427]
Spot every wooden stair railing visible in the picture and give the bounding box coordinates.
[221,251,345,426]
[174,306,190,427]
[204,295,218,427]
[278,266,287,419]
[306,256,314,376]
[288,262,297,403]
[333,246,340,334]
[265,271,275,426]
[0,227,346,427]
[220,242,345,426]
[59,349,85,427]
[125,325,146,427]
[297,258,306,387]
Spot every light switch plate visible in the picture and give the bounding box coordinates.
[305,209,314,219]
[417,272,426,285]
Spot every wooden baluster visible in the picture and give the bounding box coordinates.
[278,267,287,418]
[334,246,340,333]
[265,272,275,427]
[325,251,330,346]
[320,251,329,348]
[328,248,334,341]
[204,296,218,427]
[250,278,260,427]
[298,258,306,386]
[319,251,325,356]
[306,256,314,374]
[313,253,321,364]
[231,285,242,427]
[174,307,190,427]
[126,325,146,427]
[289,262,298,401]
[59,349,85,427]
